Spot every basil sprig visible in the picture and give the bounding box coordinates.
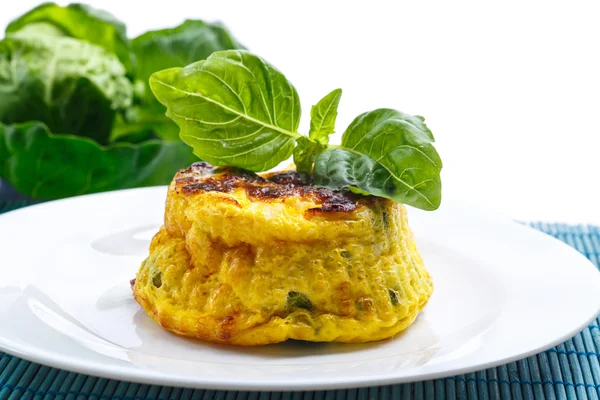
[150,50,442,210]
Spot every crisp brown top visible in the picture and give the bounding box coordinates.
[172,162,377,213]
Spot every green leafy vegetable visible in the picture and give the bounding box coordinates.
[293,137,327,174]
[150,50,443,210]
[293,89,342,173]
[0,122,197,199]
[0,33,132,144]
[133,20,244,95]
[309,88,342,145]
[11,22,65,38]
[0,4,246,201]
[5,2,133,75]
[150,50,301,171]
[123,20,244,141]
[111,101,179,142]
[314,109,442,210]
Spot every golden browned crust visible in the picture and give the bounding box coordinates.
[174,161,373,213]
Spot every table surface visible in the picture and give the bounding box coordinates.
[1,0,599,224]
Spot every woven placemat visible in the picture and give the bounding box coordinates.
[1,201,599,400]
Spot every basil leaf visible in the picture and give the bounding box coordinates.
[0,122,197,199]
[293,137,326,174]
[0,34,132,144]
[126,20,244,141]
[314,109,442,210]
[150,50,301,171]
[5,2,133,76]
[309,88,342,145]
[293,88,342,173]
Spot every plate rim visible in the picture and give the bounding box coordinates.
[2,305,599,391]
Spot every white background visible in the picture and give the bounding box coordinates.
[2,1,599,224]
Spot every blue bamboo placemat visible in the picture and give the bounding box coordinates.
[1,200,599,400]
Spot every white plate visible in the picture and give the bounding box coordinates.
[1,187,599,391]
